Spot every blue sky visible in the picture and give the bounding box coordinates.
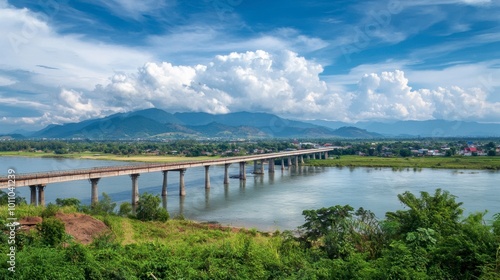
[0,0,499,133]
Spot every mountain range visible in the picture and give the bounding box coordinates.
[28,109,382,139]
[3,108,499,140]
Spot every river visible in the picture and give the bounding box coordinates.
[1,157,499,231]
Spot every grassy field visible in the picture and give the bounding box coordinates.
[0,151,218,163]
[306,155,500,170]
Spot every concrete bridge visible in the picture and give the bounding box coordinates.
[0,148,333,207]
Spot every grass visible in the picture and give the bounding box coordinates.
[306,155,500,170]
[0,204,266,246]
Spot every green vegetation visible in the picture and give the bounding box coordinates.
[306,155,500,170]
[1,189,499,279]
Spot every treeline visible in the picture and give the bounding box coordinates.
[1,189,499,279]
[0,140,296,156]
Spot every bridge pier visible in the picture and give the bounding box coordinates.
[324,152,328,159]
[301,155,304,164]
[281,158,285,170]
[312,153,316,159]
[287,157,291,168]
[239,162,246,180]
[224,163,230,184]
[269,158,275,173]
[204,166,210,189]
[29,185,37,205]
[253,160,258,174]
[90,178,100,205]
[294,156,299,167]
[131,174,140,208]
[37,184,46,207]
[179,169,186,196]
[260,160,265,174]
[162,171,168,197]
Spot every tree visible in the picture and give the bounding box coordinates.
[55,198,81,207]
[85,192,116,215]
[135,193,169,222]
[385,189,463,239]
[299,205,383,259]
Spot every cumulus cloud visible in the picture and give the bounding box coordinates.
[85,51,499,124]
[95,50,348,120]
[349,70,500,122]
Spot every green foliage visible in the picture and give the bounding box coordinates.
[83,192,116,215]
[37,217,66,247]
[2,189,499,279]
[55,197,81,207]
[300,205,383,259]
[41,203,59,218]
[0,189,27,206]
[135,192,169,222]
[385,188,463,238]
[118,201,132,217]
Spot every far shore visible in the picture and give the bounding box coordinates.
[1,151,500,170]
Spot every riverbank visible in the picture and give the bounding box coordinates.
[306,155,500,170]
[2,151,500,170]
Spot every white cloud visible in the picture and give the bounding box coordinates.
[96,50,347,120]
[0,3,153,90]
[0,76,16,86]
[348,70,500,122]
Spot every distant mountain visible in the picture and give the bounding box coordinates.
[31,109,382,139]
[0,134,25,140]
[305,119,500,137]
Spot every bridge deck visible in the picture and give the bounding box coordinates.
[0,148,333,188]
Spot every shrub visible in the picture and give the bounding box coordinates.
[37,217,66,247]
[136,193,169,222]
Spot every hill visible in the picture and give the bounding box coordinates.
[32,109,382,139]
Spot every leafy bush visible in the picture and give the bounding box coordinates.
[37,217,66,247]
[55,198,81,207]
[41,203,59,218]
[135,193,169,222]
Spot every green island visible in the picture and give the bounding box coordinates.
[1,189,500,279]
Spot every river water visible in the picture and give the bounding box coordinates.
[1,157,499,231]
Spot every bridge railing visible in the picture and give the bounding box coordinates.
[0,148,333,181]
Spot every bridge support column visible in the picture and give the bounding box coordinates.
[253,160,258,174]
[269,159,275,173]
[29,185,37,205]
[131,174,140,207]
[179,169,186,196]
[287,157,291,168]
[204,166,210,189]
[37,184,46,207]
[312,153,316,159]
[301,155,304,164]
[90,178,100,205]
[239,162,246,180]
[260,160,265,174]
[162,171,168,197]
[324,152,328,159]
[224,163,230,184]
[294,156,299,167]
[281,158,285,170]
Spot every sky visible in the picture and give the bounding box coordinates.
[0,0,499,133]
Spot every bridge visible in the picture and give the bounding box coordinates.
[0,148,333,207]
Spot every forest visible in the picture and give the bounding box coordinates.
[1,188,499,279]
